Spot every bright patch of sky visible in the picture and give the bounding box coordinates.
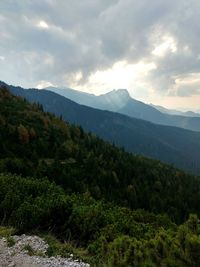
[152,36,177,57]
[37,20,49,29]
[0,0,200,110]
[71,61,157,95]
[36,81,53,89]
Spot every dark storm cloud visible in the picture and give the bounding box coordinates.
[0,0,200,96]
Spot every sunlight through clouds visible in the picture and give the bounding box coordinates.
[37,20,49,29]
[36,80,53,89]
[152,36,177,57]
[1,0,200,109]
[73,61,157,95]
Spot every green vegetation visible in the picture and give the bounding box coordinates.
[7,81,200,175]
[0,226,15,237]
[23,244,35,256]
[1,173,200,266]
[6,236,16,247]
[1,86,200,266]
[0,86,200,223]
[44,234,89,262]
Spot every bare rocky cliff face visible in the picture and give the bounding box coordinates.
[0,235,90,267]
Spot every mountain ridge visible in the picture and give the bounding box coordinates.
[2,85,200,266]
[47,85,200,132]
[151,103,200,117]
[2,80,200,174]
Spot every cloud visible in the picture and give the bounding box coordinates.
[152,35,177,57]
[171,73,200,97]
[0,0,200,105]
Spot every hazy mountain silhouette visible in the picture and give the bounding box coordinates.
[48,86,200,132]
[151,103,200,117]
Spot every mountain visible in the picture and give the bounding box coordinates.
[45,86,131,111]
[151,103,200,117]
[47,86,200,132]
[2,86,200,266]
[0,84,200,219]
[46,86,162,113]
[2,81,200,174]
[46,86,99,108]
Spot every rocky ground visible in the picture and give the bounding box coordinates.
[0,234,90,267]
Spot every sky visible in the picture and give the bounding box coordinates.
[0,0,200,110]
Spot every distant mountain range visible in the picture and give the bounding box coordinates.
[150,104,200,117]
[1,80,200,174]
[47,86,200,132]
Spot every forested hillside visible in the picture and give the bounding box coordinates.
[3,81,200,174]
[1,86,200,266]
[1,85,200,221]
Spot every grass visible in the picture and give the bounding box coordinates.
[0,226,16,247]
[0,226,16,237]
[6,236,16,247]
[23,244,35,256]
[43,234,91,263]
[44,234,74,257]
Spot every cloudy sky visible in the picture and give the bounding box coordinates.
[1,0,200,110]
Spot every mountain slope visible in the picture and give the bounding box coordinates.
[2,86,200,266]
[1,85,200,221]
[4,81,200,174]
[48,86,200,132]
